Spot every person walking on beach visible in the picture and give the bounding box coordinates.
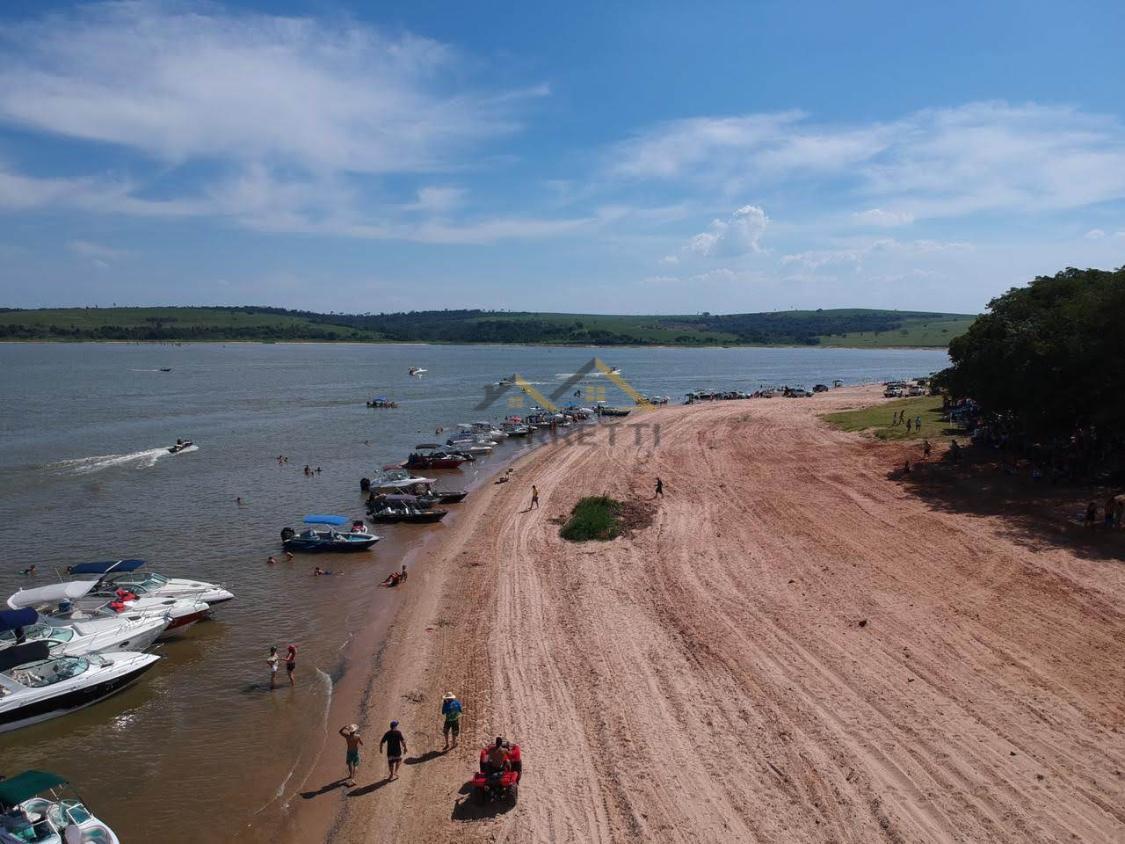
[267,646,279,689]
[441,692,462,750]
[922,439,932,459]
[285,644,297,686]
[655,477,664,498]
[915,415,922,431]
[906,417,913,433]
[339,724,362,787]
[380,720,407,781]
[530,485,539,510]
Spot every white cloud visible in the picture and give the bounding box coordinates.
[688,204,769,257]
[660,254,679,265]
[852,208,915,227]
[408,187,466,213]
[1084,228,1106,240]
[611,102,1125,221]
[781,238,972,270]
[67,240,130,261]
[0,2,540,173]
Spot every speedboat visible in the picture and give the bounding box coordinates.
[362,469,439,493]
[0,608,165,658]
[366,396,397,408]
[469,422,507,439]
[68,559,234,607]
[281,516,381,553]
[500,422,530,437]
[0,641,160,733]
[403,445,471,470]
[8,582,210,640]
[408,367,427,376]
[367,503,448,524]
[0,770,119,843]
[167,439,193,454]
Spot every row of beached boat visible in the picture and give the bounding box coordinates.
[0,560,234,737]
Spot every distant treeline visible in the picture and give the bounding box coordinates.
[0,305,967,346]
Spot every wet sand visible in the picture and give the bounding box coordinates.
[303,386,1124,843]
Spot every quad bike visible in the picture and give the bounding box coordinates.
[470,740,522,803]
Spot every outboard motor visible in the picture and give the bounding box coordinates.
[280,526,295,541]
[360,477,371,492]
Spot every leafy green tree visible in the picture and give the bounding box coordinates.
[939,266,1125,437]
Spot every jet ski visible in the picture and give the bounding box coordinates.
[167,439,193,454]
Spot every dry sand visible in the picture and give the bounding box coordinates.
[320,386,1123,843]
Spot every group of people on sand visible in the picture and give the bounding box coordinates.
[1085,495,1124,529]
[380,565,408,587]
[336,691,464,787]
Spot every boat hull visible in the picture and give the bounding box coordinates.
[0,660,158,733]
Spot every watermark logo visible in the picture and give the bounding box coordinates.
[474,356,651,412]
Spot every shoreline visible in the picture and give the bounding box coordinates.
[309,385,1121,843]
[0,339,954,351]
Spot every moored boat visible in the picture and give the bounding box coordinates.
[0,607,166,658]
[281,515,381,553]
[0,770,120,843]
[404,444,471,470]
[0,641,160,733]
[68,559,234,607]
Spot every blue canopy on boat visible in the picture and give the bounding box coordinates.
[0,607,38,631]
[68,559,146,576]
[372,396,388,402]
[304,515,350,526]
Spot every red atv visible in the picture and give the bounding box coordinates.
[470,739,522,803]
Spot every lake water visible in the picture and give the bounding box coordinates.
[0,342,948,842]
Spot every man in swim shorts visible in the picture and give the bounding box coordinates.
[339,724,362,786]
[441,692,462,750]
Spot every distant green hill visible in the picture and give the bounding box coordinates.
[0,306,974,347]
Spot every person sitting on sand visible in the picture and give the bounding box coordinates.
[381,572,401,587]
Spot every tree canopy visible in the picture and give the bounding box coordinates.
[939,266,1125,438]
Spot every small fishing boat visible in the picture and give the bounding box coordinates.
[0,607,166,658]
[281,516,381,553]
[0,770,120,843]
[167,438,194,454]
[408,367,427,376]
[366,396,398,408]
[0,641,160,734]
[404,445,472,470]
[159,367,172,372]
[69,559,234,607]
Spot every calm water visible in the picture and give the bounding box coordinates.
[0,342,947,842]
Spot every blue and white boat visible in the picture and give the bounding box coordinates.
[67,559,234,607]
[280,516,381,553]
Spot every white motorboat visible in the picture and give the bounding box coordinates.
[364,469,439,492]
[68,559,234,606]
[0,770,119,844]
[8,583,210,640]
[469,422,507,439]
[0,641,159,733]
[0,607,166,657]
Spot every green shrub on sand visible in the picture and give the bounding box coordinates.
[559,496,625,542]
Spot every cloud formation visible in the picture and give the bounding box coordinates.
[612,102,1125,220]
[688,205,769,257]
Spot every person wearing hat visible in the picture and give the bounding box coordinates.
[338,724,363,786]
[441,692,462,750]
[380,720,407,781]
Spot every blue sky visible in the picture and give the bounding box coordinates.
[1,0,1123,314]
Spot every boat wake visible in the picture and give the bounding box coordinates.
[50,447,169,475]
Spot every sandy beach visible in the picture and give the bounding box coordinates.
[304,385,1123,843]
